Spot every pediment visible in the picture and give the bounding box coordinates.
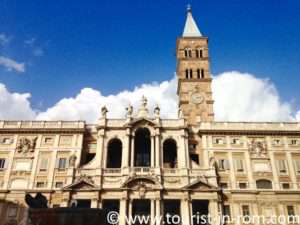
[63,177,97,190]
[125,118,158,128]
[122,176,162,190]
[183,177,217,190]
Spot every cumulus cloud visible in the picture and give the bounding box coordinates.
[0,71,299,122]
[0,84,36,120]
[36,78,178,123]
[212,71,296,122]
[0,56,25,73]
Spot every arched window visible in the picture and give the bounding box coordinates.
[163,139,177,168]
[196,49,203,58]
[201,69,205,78]
[185,69,189,79]
[189,69,193,79]
[106,138,122,168]
[256,179,272,189]
[197,69,201,79]
[184,48,192,58]
[134,128,151,167]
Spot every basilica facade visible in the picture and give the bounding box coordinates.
[0,7,300,225]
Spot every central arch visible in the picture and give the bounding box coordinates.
[134,128,151,167]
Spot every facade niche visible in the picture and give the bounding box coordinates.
[256,179,272,189]
[107,138,122,168]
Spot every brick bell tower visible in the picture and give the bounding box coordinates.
[177,5,214,125]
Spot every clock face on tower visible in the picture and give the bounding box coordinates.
[191,93,204,104]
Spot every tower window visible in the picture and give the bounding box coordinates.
[197,69,201,79]
[196,49,203,58]
[201,69,205,78]
[184,48,192,58]
[189,69,193,78]
[185,69,189,79]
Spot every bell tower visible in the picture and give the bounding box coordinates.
[176,6,214,125]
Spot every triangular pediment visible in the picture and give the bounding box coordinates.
[63,177,97,190]
[183,177,217,190]
[125,118,158,127]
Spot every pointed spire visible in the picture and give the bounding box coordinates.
[182,5,202,37]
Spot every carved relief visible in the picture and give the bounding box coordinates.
[248,138,267,158]
[16,137,37,154]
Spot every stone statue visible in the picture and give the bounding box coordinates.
[126,104,133,118]
[101,106,108,118]
[154,104,160,118]
[178,107,184,119]
[137,96,149,118]
[69,154,77,167]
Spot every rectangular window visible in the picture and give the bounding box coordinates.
[239,182,247,189]
[278,160,287,174]
[57,158,67,169]
[214,137,225,145]
[55,182,63,188]
[235,159,244,172]
[0,158,6,169]
[218,159,229,171]
[36,182,45,188]
[287,206,295,216]
[231,138,241,145]
[39,158,48,171]
[223,205,231,220]
[282,183,290,189]
[242,205,250,217]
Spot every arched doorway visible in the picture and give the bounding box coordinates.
[134,128,151,167]
[106,138,122,168]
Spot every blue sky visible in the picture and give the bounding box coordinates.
[0,0,300,118]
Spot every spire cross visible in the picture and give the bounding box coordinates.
[187,4,192,12]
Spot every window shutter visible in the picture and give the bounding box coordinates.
[295,160,300,173]
[4,159,8,169]
[278,160,286,173]
[65,158,69,168]
[224,159,230,170]
[236,160,244,172]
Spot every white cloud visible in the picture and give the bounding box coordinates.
[0,33,10,46]
[212,71,296,122]
[0,84,36,120]
[0,71,299,122]
[296,111,300,121]
[36,78,178,123]
[0,56,25,73]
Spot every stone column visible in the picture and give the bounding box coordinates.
[97,129,105,168]
[128,200,133,225]
[244,151,255,189]
[184,134,191,169]
[131,135,135,167]
[155,134,160,168]
[178,134,187,168]
[181,199,191,225]
[151,136,155,167]
[286,152,297,189]
[151,200,155,225]
[228,152,236,189]
[119,198,128,225]
[269,151,280,189]
[252,203,259,225]
[155,199,161,225]
[122,132,130,169]
[202,135,209,168]
[209,200,220,225]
